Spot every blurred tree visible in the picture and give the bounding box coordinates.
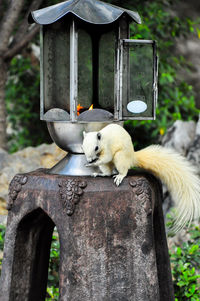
[0,0,45,150]
[1,0,199,151]
[106,0,200,148]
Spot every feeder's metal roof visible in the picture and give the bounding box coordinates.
[29,0,141,25]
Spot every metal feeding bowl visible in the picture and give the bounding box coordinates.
[47,109,122,176]
[47,109,115,153]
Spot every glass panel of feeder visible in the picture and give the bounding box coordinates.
[43,20,70,118]
[99,30,115,114]
[78,29,93,112]
[122,41,155,119]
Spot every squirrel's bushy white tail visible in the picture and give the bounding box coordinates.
[134,145,200,231]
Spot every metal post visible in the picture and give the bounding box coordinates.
[70,19,78,122]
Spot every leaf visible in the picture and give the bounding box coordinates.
[196,27,200,39]
[177,281,186,287]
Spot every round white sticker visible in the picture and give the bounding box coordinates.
[127,100,147,114]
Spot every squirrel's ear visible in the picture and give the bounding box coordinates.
[83,131,86,138]
[97,132,101,140]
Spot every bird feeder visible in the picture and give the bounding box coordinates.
[28,0,158,174]
[29,0,158,124]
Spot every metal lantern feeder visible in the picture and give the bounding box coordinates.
[29,0,158,175]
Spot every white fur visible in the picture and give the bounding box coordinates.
[82,124,200,231]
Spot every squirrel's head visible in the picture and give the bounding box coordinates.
[82,131,102,164]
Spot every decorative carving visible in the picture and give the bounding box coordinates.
[7,175,28,210]
[58,179,87,215]
[129,178,152,215]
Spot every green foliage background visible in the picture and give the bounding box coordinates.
[6,56,51,153]
[5,0,200,152]
[121,0,199,148]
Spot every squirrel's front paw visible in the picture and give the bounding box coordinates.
[92,173,98,177]
[85,163,94,167]
[113,174,124,186]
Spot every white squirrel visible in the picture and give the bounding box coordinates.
[82,123,200,231]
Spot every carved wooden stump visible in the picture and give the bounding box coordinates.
[0,169,174,301]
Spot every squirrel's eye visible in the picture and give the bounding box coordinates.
[95,146,99,152]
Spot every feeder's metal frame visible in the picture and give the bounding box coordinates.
[40,19,79,122]
[40,24,158,122]
[39,1,158,123]
[70,19,78,122]
[37,0,159,123]
[40,27,44,121]
[117,39,158,121]
[115,17,129,121]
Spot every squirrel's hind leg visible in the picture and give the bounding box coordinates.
[93,163,114,178]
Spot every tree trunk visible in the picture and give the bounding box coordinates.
[0,58,8,150]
